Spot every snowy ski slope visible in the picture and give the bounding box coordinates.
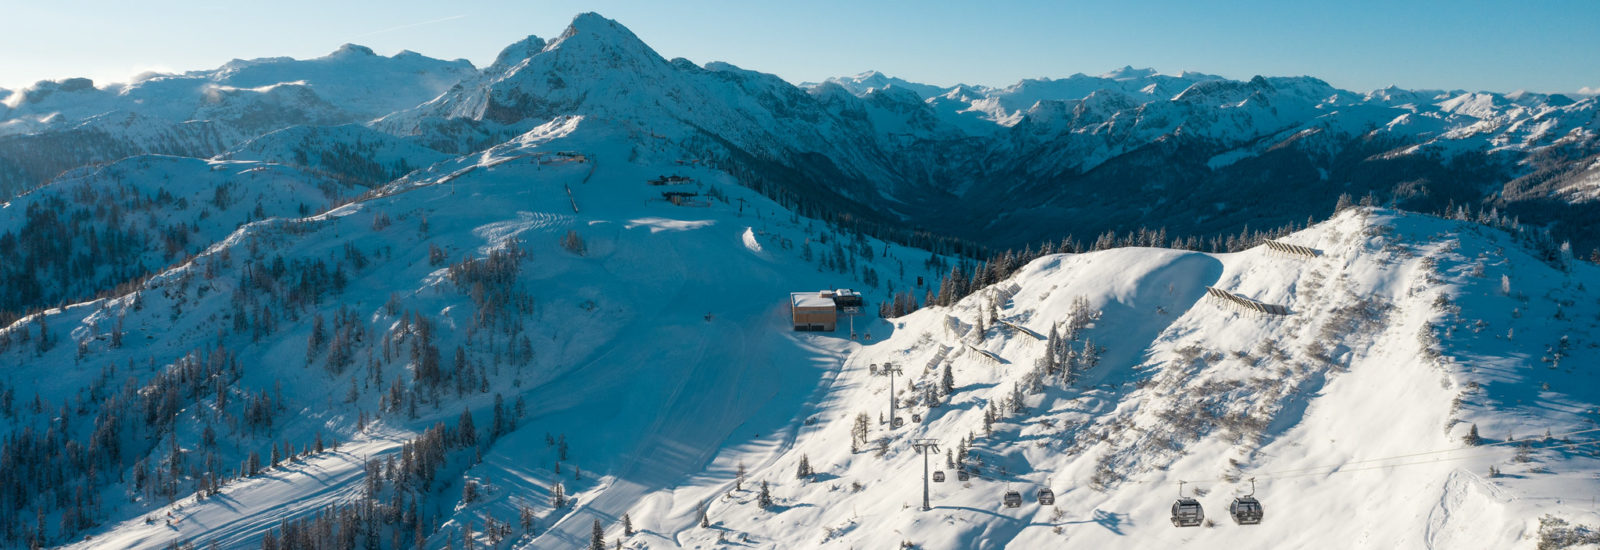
[29,130,1600,548]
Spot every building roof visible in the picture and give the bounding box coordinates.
[791,292,836,309]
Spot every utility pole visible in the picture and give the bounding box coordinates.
[911,439,940,511]
[880,362,903,428]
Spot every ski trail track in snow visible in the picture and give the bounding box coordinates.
[65,436,408,550]
[492,222,854,548]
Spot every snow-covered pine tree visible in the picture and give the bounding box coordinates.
[1044,325,1061,376]
[1080,338,1101,371]
[458,408,477,447]
[306,313,326,365]
[492,393,507,438]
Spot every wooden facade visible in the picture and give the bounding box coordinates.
[790,292,837,331]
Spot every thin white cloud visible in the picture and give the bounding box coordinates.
[1579,86,1599,96]
[353,14,468,40]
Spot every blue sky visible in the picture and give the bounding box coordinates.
[3,0,1597,94]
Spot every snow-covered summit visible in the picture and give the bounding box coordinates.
[0,44,474,134]
[805,70,954,100]
[489,35,550,73]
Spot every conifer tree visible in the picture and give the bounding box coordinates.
[492,393,506,438]
[458,409,477,447]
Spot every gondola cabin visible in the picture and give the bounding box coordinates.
[932,471,945,482]
[957,470,970,482]
[1037,488,1055,505]
[1230,496,1263,525]
[1003,490,1023,508]
[1171,498,1204,527]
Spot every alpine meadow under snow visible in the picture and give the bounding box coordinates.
[2,11,1600,550]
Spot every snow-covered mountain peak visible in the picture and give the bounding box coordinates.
[809,70,951,100]
[1438,91,1513,118]
[862,84,927,106]
[489,34,549,73]
[541,11,663,65]
[15,76,99,105]
[330,43,378,58]
[806,80,858,104]
[1171,75,1342,108]
[1100,65,1159,80]
[849,69,890,82]
[399,14,677,127]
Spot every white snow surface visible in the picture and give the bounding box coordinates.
[7,109,1598,549]
[675,208,1600,549]
[2,12,1600,550]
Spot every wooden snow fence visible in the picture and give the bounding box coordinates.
[1205,287,1290,316]
[944,315,974,339]
[1264,240,1318,259]
[996,319,1043,340]
[963,343,1004,364]
[926,345,953,371]
[995,283,1022,306]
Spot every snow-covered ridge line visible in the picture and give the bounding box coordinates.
[684,208,1600,548]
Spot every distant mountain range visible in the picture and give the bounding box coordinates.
[4,12,1598,250]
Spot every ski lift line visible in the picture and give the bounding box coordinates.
[1116,433,1600,487]
[1242,426,1600,478]
[1211,438,1600,486]
[1253,437,1600,482]
[1254,437,1600,483]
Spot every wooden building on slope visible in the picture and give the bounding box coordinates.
[790,291,838,331]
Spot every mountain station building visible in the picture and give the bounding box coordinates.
[790,291,839,331]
